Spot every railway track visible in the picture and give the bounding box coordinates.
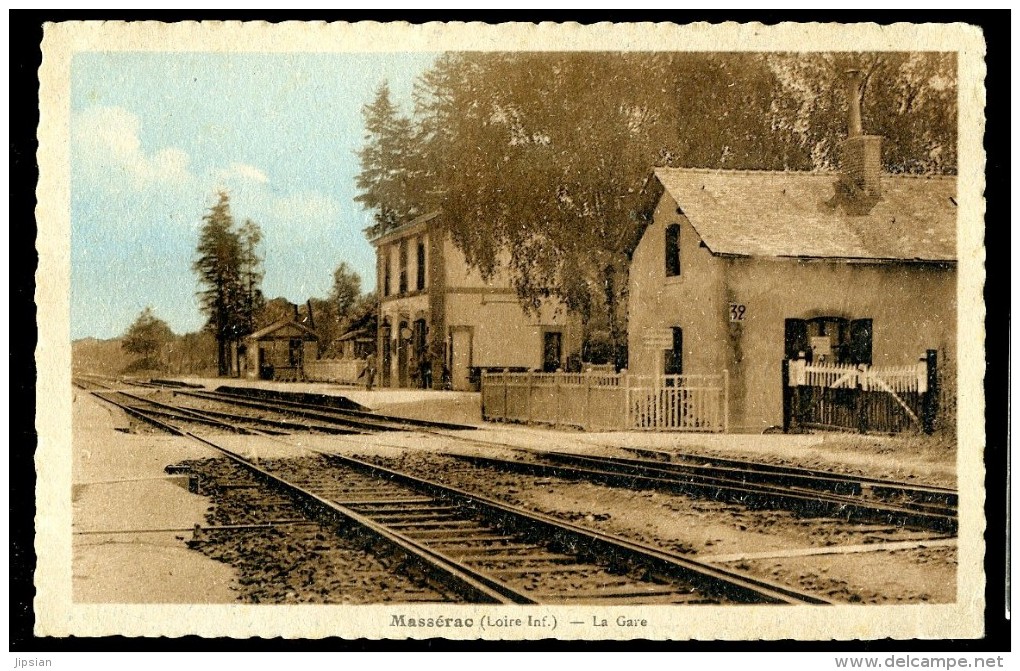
[619,446,957,508]
[81,377,958,534]
[450,451,957,534]
[82,384,830,605]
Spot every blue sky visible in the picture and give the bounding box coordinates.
[71,52,436,339]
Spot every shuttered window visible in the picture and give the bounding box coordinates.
[416,238,426,291]
[849,319,873,365]
[399,239,409,294]
[784,319,808,359]
[664,327,683,375]
[665,224,681,277]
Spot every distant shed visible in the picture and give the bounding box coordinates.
[245,318,318,381]
[336,327,375,360]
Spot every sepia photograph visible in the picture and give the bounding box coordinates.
[32,20,988,642]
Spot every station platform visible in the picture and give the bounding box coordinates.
[72,389,236,603]
[170,376,484,426]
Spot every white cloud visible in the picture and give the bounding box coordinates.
[72,106,194,191]
[217,162,270,185]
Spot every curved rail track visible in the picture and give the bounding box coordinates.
[79,379,829,605]
[80,376,958,534]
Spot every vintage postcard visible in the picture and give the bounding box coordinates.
[35,21,987,640]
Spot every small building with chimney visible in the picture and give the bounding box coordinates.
[371,211,581,390]
[243,318,319,382]
[627,77,957,432]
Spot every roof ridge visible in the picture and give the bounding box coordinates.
[654,166,956,180]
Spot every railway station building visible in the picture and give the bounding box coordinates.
[627,120,957,432]
[370,211,580,391]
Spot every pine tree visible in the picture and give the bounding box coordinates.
[355,82,423,238]
[238,218,265,336]
[194,191,248,376]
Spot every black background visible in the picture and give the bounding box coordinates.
[9,8,1010,653]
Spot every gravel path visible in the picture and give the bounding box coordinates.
[177,457,449,604]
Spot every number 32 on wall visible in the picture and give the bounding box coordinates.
[729,303,747,322]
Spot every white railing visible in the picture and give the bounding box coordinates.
[789,360,927,393]
[304,358,367,385]
[482,371,728,432]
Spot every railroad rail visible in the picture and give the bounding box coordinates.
[82,384,829,605]
[449,452,957,534]
[619,446,957,508]
[82,376,958,534]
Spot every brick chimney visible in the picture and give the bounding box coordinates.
[837,69,882,214]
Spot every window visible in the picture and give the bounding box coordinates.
[398,239,409,294]
[665,224,681,277]
[664,327,683,376]
[785,316,872,365]
[542,331,563,372]
[288,339,303,367]
[416,238,426,291]
[383,248,392,296]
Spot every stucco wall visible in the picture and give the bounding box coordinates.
[442,238,514,289]
[375,220,580,386]
[628,192,727,379]
[725,258,956,430]
[445,292,578,369]
[628,192,957,432]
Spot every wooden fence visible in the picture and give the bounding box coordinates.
[783,350,938,434]
[482,371,728,432]
[304,358,367,385]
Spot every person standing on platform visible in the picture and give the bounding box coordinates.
[359,354,377,391]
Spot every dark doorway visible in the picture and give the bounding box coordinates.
[542,331,563,372]
[381,323,392,387]
[784,318,809,360]
[288,339,303,368]
[786,316,871,365]
[413,318,428,388]
[664,327,683,376]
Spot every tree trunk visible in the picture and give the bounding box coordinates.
[602,264,620,348]
[217,337,229,376]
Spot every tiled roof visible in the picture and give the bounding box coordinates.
[654,168,957,262]
[247,318,318,341]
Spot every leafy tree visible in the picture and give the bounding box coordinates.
[330,262,361,319]
[766,52,957,174]
[257,296,301,329]
[122,307,174,370]
[354,82,426,238]
[170,330,218,375]
[194,191,263,375]
[362,52,956,364]
[415,53,787,356]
